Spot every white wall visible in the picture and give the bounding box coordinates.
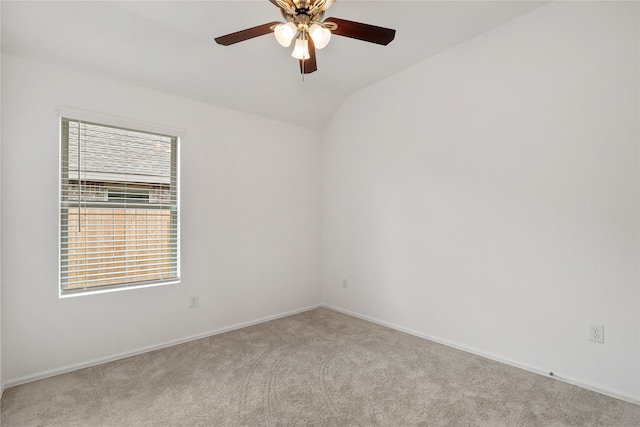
[322,1,639,402]
[1,54,321,385]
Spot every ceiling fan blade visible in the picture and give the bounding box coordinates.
[325,17,395,45]
[299,38,318,74]
[215,21,281,46]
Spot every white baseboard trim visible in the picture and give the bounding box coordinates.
[322,304,640,406]
[2,304,321,390]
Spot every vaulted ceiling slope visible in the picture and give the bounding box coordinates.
[1,1,546,130]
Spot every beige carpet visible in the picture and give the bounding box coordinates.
[1,308,638,426]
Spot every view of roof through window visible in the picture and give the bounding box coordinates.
[68,121,172,185]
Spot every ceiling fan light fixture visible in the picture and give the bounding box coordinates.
[291,38,310,60]
[309,23,331,49]
[274,22,297,47]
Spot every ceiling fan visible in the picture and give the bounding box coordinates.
[214,0,396,75]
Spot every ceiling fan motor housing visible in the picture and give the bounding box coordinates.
[281,4,325,32]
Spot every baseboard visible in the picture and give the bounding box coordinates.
[322,304,640,406]
[3,304,321,390]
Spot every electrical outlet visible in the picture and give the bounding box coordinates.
[189,295,199,308]
[342,279,348,289]
[588,323,604,343]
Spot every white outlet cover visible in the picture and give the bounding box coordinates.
[189,295,199,308]
[588,323,604,343]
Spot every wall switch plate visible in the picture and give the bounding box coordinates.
[588,323,604,343]
[342,279,348,289]
[189,295,199,308]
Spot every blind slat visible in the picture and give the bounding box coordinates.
[62,263,180,278]
[64,273,177,287]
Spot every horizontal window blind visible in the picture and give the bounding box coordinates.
[60,118,179,294]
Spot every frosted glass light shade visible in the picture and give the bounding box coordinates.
[291,38,310,60]
[309,23,331,49]
[274,22,297,47]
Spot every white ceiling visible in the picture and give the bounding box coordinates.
[1,1,547,130]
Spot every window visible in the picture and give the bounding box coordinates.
[60,112,180,295]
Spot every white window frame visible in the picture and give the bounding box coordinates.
[58,107,182,298]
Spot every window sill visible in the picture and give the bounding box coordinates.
[59,279,180,299]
